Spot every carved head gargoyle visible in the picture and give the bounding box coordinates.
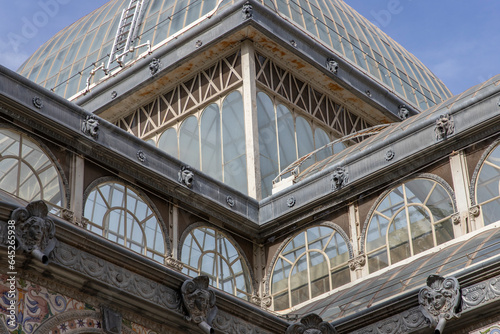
[178,165,194,188]
[331,166,348,191]
[10,200,56,265]
[181,276,217,334]
[82,115,99,139]
[286,314,337,334]
[434,114,454,140]
[418,275,461,333]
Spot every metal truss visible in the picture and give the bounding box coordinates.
[115,51,243,138]
[255,52,371,138]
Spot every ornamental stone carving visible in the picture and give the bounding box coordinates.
[10,201,56,265]
[418,275,461,333]
[434,114,455,140]
[181,276,218,334]
[398,105,409,120]
[165,256,183,271]
[32,96,44,109]
[102,306,122,334]
[242,1,253,19]
[326,58,338,74]
[348,255,366,271]
[149,58,161,75]
[82,115,100,139]
[331,166,348,191]
[286,313,337,334]
[178,165,194,188]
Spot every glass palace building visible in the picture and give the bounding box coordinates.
[1,0,500,333]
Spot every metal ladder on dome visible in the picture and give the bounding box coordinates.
[106,0,149,70]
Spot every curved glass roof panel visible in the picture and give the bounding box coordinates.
[18,0,452,107]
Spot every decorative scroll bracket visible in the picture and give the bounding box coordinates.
[286,313,337,334]
[10,200,56,265]
[418,275,461,333]
[181,276,218,334]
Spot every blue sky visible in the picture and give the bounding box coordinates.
[0,0,499,95]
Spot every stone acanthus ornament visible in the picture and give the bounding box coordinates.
[165,256,183,271]
[149,58,161,75]
[286,313,337,334]
[331,166,348,191]
[32,96,44,109]
[348,254,366,271]
[326,58,338,74]
[242,1,253,19]
[10,200,56,265]
[434,114,455,140]
[178,165,194,188]
[398,105,409,120]
[181,276,218,334]
[418,275,461,334]
[102,306,122,334]
[82,115,99,139]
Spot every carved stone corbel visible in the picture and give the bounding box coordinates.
[165,256,183,271]
[331,166,348,191]
[286,314,337,334]
[348,254,366,271]
[10,200,56,265]
[468,205,480,227]
[102,306,122,334]
[181,276,217,334]
[418,275,461,334]
[434,114,455,140]
[326,58,338,74]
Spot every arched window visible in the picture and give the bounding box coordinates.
[365,177,455,274]
[474,142,500,226]
[84,180,167,262]
[0,128,66,213]
[180,225,252,301]
[158,127,178,158]
[270,225,351,311]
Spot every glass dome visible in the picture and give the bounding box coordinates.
[18,0,452,109]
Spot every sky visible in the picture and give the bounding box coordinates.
[0,0,499,95]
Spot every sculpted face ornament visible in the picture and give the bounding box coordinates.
[149,58,161,75]
[178,165,194,188]
[326,58,338,74]
[435,114,455,140]
[242,1,253,19]
[398,105,409,120]
[286,314,337,334]
[331,166,348,191]
[181,276,217,334]
[82,115,99,139]
[10,200,56,265]
[418,275,461,334]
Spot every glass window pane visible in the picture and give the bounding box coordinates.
[277,105,296,171]
[200,104,222,181]
[222,91,247,194]
[257,92,278,198]
[179,116,200,169]
[296,117,314,170]
[158,127,178,158]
